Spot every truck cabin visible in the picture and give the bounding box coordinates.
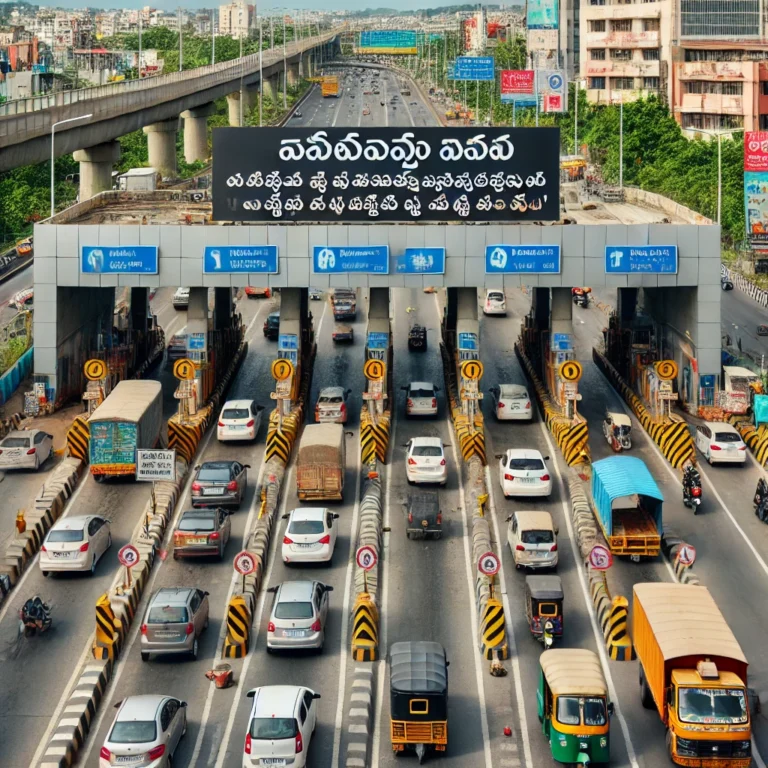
[670,663,749,727]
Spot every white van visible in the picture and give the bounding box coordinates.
[695,421,746,465]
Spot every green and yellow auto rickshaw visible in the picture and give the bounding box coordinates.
[537,649,614,765]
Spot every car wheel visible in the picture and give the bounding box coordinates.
[34,456,39,471]
[407,479,414,486]
[141,652,149,662]
[406,532,412,540]
[266,645,273,654]
[190,637,199,660]
[218,546,224,562]
[42,571,50,578]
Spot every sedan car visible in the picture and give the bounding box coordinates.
[140,587,209,661]
[217,399,264,442]
[0,429,53,471]
[695,421,747,465]
[99,695,187,768]
[483,289,507,316]
[281,508,339,565]
[332,324,354,343]
[489,384,533,421]
[173,508,231,560]
[403,381,440,419]
[40,515,111,577]
[243,686,320,768]
[405,437,448,486]
[191,460,249,509]
[315,387,351,424]
[172,287,189,309]
[263,311,280,340]
[498,449,552,498]
[266,580,333,653]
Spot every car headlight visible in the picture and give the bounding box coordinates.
[675,737,697,757]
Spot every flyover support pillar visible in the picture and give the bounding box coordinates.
[214,287,233,331]
[186,287,209,407]
[130,288,149,334]
[180,103,215,164]
[287,62,300,87]
[226,88,259,127]
[72,140,120,201]
[143,118,178,178]
[262,74,278,103]
[550,287,576,412]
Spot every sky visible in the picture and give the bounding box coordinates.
[34,1,489,11]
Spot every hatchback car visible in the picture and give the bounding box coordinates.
[243,686,320,768]
[191,460,249,508]
[140,587,209,661]
[332,324,354,343]
[99,695,187,768]
[266,580,333,653]
[405,437,448,486]
[309,288,322,301]
[173,508,231,561]
[483,289,507,316]
[217,399,264,442]
[507,510,559,570]
[40,515,111,577]
[172,287,189,309]
[281,508,339,565]
[315,387,351,424]
[403,381,440,419]
[695,421,747,465]
[498,449,552,498]
[0,429,53,471]
[263,312,280,340]
[489,384,533,421]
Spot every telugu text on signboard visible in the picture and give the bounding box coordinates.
[136,449,176,481]
[213,127,560,224]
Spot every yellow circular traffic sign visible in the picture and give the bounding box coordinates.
[173,358,197,381]
[461,360,484,381]
[363,358,386,381]
[271,358,295,382]
[655,360,678,380]
[84,358,107,381]
[558,360,583,382]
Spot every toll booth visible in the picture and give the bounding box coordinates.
[365,287,392,413]
[276,288,313,410]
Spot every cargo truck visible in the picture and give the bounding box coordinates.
[296,423,346,501]
[89,380,163,481]
[590,456,662,558]
[632,582,752,767]
[321,76,339,97]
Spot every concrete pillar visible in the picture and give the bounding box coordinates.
[187,287,209,406]
[142,118,179,178]
[130,287,149,334]
[530,287,550,330]
[616,287,638,325]
[72,141,120,201]
[180,103,215,164]
[213,287,233,331]
[550,287,573,330]
[306,55,313,78]
[262,74,278,103]
[226,88,259,127]
[287,62,300,87]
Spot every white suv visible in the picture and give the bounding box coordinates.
[405,437,448,486]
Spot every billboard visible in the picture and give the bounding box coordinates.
[500,70,536,105]
[537,69,567,113]
[358,30,417,55]
[527,0,559,30]
[744,132,768,247]
[212,127,561,224]
[448,56,495,81]
[745,131,768,172]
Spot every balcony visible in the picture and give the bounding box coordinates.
[677,60,751,82]
[679,93,745,116]
[587,87,658,104]
[585,30,659,47]
[585,60,659,77]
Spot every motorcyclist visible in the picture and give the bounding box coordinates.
[682,464,702,510]
[21,596,51,631]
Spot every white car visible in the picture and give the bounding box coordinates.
[695,421,747,465]
[172,287,190,309]
[405,437,448,486]
[315,387,351,424]
[217,400,264,442]
[498,449,552,498]
[281,508,339,565]
[483,289,506,316]
[243,686,320,768]
[507,510,559,570]
[0,429,53,471]
[404,381,440,419]
[489,384,533,421]
[40,515,112,577]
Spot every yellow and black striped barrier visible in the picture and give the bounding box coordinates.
[452,410,487,465]
[223,595,251,658]
[93,593,122,661]
[351,592,379,661]
[588,568,635,661]
[736,422,768,466]
[265,409,302,464]
[66,415,90,462]
[659,418,695,469]
[360,410,391,465]
[479,597,509,660]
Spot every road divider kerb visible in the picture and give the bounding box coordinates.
[346,666,375,768]
[360,409,390,465]
[661,528,702,586]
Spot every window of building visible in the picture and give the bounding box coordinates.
[590,20,606,32]
[685,80,743,95]
[643,77,660,89]
[611,19,632,32]
[589,77,607,89]
[643,19,660,31]
[760,114,768,129]
[681,0,759,38]
[612,77,635,90]
[762,82,768,96]
[722,82,743,95]
[685,48,765,62]
[589,0,606,5]
[611,49,632,60]
[682,113,744,130]
[643,48,660,60]
[590,48,607,60]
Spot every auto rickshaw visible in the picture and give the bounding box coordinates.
[405,490,442,540]
[537,649,614,766]
[524,575,563,648]
[408,324,427,352]
[602,411,632,452]
[390,641,448,763]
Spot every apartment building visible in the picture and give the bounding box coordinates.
[219,1,254,38]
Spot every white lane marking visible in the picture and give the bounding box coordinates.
[484,465,533,768]
[330,439,364,767]
[315,297,328,339]
[213,467,293,768]
[535,418,640,768]
[243,298,272,342]
[332,84,347,128]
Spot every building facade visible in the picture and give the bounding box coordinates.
[218,1,254,38]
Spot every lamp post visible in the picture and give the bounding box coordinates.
[51,114,93,218]
[619,94,623,188]
[259,18,263,126]
[211,8,215,65]
[178,7,183,72]
[138,12,142,78]
[282,13,287,109]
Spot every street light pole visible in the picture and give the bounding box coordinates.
[138,12,142,78]
[619,95,623,188]
[282,14,287,109]
[259,19,263,126]
[178,7,183,72]
[211,8,215,65]
[239,32,244,126]
[574,81,578,153]
[51,113,93,218]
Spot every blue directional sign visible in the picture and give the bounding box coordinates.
[485,245,561,274]
[605,245,678,274]
[449,56,495,81]
[395,248,445,275]
[188,333,205,351]
[312,245,389,274]
[367,332,389,350]
[203,245,278,274]
[81,245,158,274]
[359,30,418,53]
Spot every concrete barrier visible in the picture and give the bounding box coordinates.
[345,666,376,768]
[661,528,702,586]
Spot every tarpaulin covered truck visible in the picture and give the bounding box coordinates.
[89,380,163,480]
[590,456,662,558]
[632,583,752,767]
[296,424,345,501]
[321,76,339,97]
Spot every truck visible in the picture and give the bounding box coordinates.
[296,424,346,501]
[331,288,357,320]
[88,380,163,481]
[590,456,662,558]
[632,582,752,767]
[321,76,339,98]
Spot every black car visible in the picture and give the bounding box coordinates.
[405,490,442,540]
[408,324,427,352]
[263,312,280,340]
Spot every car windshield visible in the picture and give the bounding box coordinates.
[289,519,325,535]
[585,698,607,725]
[521,529,554,544]
[508,458,545,471]
[319,395,343,404]
[197,466,231,481]
[412,446,443,458]
[148,605,188,624]
[715,432,742,443]
[410,389,435,398]
[223,408,249,420]
[2,437,29,448]
[249,717,298,740]
[110,720,157,744]
[47,529,84,543]
[275,601,314,620]
[488,292,504,301]
[679,688,748,724]
[179,516,215,532]
[556,696,581,725]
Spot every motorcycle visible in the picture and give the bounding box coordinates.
[19,596,52,637]
[754,477,768,523]
[682,465,702,514]
[572,287,592,308]
[603,412,632,452]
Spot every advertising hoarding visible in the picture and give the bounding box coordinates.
[745,131,768,171]
[527,0,559,29]
[448,56,495,81]
[213,127,561,224]
[358,30,417,55]
[537,70,567,113]
[500,70,536,105]
[744,132,768,248]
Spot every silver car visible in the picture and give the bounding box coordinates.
[99,695,186,768]
[403,381,440,418]
[140,587,209,662]
[191,460,249,509]
[266,580,333,653]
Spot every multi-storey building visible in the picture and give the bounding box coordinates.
[219,1,254,38]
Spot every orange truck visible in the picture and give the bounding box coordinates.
[296,424,346,501]
[321,76,339,98]
[632,583,752,767]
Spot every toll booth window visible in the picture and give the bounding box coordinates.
[409,699,429,715]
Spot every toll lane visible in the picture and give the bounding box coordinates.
[721,283,768,359]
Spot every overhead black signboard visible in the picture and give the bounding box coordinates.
[212,127,560,223]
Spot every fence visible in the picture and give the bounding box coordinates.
[0,346,32,405]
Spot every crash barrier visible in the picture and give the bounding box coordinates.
[587,567,635,661]
[592,348,695,469]
[479,597,509,660]
[351,592,379,662]
[453,410,487,465]
[66,415,90,461]
[167,409,210,464]
[515,344,590,467]
[726,414,768,466]
[360,408,391,465]
[722,264,768,308]
[0,345,32,405]
[661,528,701,586]
[265,408,303,464]
[568,474,608,560]
[0,409,24,437]
[345,666,376,768]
